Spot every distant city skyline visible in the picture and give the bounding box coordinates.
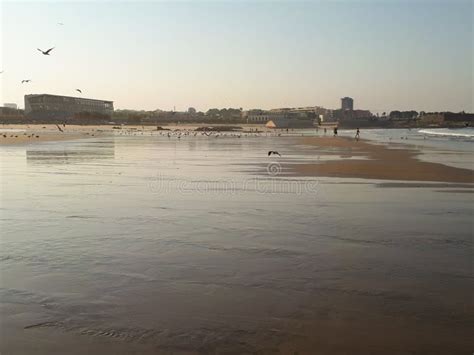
[1,1,472,113]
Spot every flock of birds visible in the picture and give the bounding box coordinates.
[1,132,40,139]
[0,20,283,157]
[0,23,83,94]
[0,125,282,158]
[114,128,283,157]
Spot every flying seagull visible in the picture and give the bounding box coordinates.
[76,89,82,94]
[57,22,64,25]
[268,151,281,157]
[37,47,55,55]
[21,79,32,83]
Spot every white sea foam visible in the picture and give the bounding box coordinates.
[418,128,474,138]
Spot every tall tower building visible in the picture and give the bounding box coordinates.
[341,97,354,111]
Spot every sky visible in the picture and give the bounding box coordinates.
[0,0,472,113]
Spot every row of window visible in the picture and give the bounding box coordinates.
[30,104,112,112]
[28,97,112,110]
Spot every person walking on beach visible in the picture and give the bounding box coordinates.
[355,128,360,141]
[333,126,338,136]
[324,128,327,135]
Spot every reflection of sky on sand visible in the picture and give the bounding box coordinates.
[26,139,115,165]
[1,134,473,354]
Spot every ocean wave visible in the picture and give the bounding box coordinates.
[418,128,474,138]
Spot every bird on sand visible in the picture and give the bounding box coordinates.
[55,124,64,132]
[21,79,32,83]
[37,47,55,55]
[76,89,82,94]
[268,151,281,157]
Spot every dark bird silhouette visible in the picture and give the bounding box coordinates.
[55,124,63,132]
[37,47,55,55]
[268,151,281,157]
[21,79,32,83]
[75,89,82,94]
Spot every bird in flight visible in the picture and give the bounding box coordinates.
[21,79,32,84]
[57,22,64,25]
[0,70,3,74]
[268,151,281,157]
[37,47,55,55]
[76,89,82,94]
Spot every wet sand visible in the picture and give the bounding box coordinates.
[290,136,474,183]
[1,133,473,354]
[3,125,472,185]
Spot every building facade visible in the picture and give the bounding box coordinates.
[244,109,287,123]
[341,97,354,111]
[25,94,114,119]
[245,107,323,123]
[332,108,372,120]
[4,103,18,109]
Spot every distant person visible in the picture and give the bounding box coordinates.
[355,128,360,141]
[333,127,338,136]
[324,128,327,135]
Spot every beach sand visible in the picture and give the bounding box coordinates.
[2,125,472,184]
[0,124,107,145]
[0,123,257,145]
[289,136,473,183]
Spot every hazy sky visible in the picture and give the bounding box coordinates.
[1,0,472,112]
